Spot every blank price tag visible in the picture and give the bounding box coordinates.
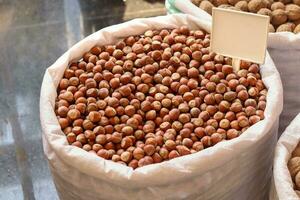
[211,8,269,69]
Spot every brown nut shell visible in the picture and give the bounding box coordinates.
[288,157,300,178]
[271,9,288,26]
[200,1,214,14]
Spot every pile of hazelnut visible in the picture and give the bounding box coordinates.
[288,143,300,197]
[55,26,267,169]
[191,0,300,33]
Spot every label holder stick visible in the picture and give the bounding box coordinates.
[232,57,241,72]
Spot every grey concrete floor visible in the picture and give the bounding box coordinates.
[0,0,165,199]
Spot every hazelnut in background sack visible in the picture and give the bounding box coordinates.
[40,14,282,200]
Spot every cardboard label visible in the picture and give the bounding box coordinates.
[211,8,269,64]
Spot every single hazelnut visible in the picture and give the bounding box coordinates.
[144,144,156,156]
[120,151,132,163]
[182,138,193,148]
[249,115,261,125]
[176,145,191,156]
[97,149,110,159]
[66,133,76,144]
[138,156,154,167]
[159,148,169,159]
[133,147,144,160]
[211,133,223,145]
[67,109,81,120]
[230,102,243,113]
[238,116,249,128]
[168,150,180,159]
[165,140,176,151]
[227,129,239,139]
[248,87,258,97]
[121,137,133,149]
[122,126,134,136]
[224,91,237,102]
[111,132,122,143]
[88,111,101,123]
[201,136,212,147]
[105,107,117,117]
[152,153,163,163]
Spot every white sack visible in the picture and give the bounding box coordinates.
[271,114,300,200]
[40,14,283,200]
[267,47,300,135]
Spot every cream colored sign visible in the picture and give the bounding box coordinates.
[211,8,269,64]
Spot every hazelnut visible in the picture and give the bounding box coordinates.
[169,108,180,121]
[82,119,94,130]
[245,106,256,116]
[121,137,133,149]
[165,140,176,151]
[222,65,233,75]
[219,101,231,112]
[99,88,109,99]
[66,133,76,144]
[219,119,230,129]
[211,133,223,145]
[57,106,69,117]
[188,68,199,78]
[237,116,249,128]
[224,91,237,102]
[230,102,243,113]
[248,87,258,97]
[144,144,156,156]
[138,156,154,167]
[258,101,266,111]
[160,122,171,131]
[204,94,215,105]
[84,130,95,140]
[227,129,239,139]
[128,159,138,169]
[105,107,117,117]
[152,153,163,163]
[249,115,261,125]
[182,138,193,148]
[216,83,227,94]
[122,126,134,136]
[159,148,169,159]
[193,141,204,151]
[119,85,131,97]
[67,109,81,120]
[97,149,110,159]
[133,147,144,160]
[83,144,92,151]
[176,145,191,156]
[120,151,132,163]
[88,111,101,123]
[112,154,121,162]
[201,136,211,147]
[95,134,106,145]
[168,150,180,159]
[111,132,122,143]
